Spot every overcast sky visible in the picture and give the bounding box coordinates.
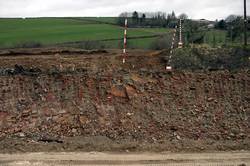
[0,0,249,20]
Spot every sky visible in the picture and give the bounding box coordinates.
[0,0,249,20]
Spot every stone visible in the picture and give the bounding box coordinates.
[207,97,214,102]
[110,85,127,98]
[79,116,89,124]
[19,132,25,138]
[72,128,77,133]
[58,109,67,114]
[125,85,137,99]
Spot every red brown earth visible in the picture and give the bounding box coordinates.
[0,48,249,153]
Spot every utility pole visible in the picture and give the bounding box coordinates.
[231,26,233,44]
[244,0,247,46]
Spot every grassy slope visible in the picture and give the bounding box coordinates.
[72,17,118,24]
[0,17,169,48]
[204,30,227,46]
[1,17,234,49]
[203,29,250,46]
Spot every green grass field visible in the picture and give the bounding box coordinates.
[70,17,118,24]
[1,17,244,49]
[203,29,250,47]
[204,30,227,45]
[0,17,170,49]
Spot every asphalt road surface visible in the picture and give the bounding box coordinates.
[0,151,249,166]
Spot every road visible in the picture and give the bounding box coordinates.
[0,151,249,166]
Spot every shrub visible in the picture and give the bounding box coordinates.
[171,48,202,70]
[16,41,42,48]
[78,41,106,50]
[150,36,172,50]
[118,39,134,49]
[170,46,250,70]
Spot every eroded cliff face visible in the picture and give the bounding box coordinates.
[0,48,249,152]
[0,70,249,141]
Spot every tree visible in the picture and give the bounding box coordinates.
[184,20,205,44]
[142,13,146,20]
[117,12,128,26]
[141,13,146,25]
[171,11,176,20]
[118,11,172,27]
[178,13,188,20]
[166,11,178,28]
[215,19,227,30]
[227,17,244,41]
[225,15,238,23]
[132,11,139,25]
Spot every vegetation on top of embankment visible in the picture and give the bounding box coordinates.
[169,45,250,71]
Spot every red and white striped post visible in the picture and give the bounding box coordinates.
[178,19,183,48]
[123,19,128,64]
[166,25,178,71]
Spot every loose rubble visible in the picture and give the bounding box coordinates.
[0,48,249,152]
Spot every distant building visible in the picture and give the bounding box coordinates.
[192,19,214,23]
[207,23,215,29]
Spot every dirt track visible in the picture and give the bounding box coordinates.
[0,152,249,166]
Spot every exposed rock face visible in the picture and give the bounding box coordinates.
[0,48,249,152]
[0,70,249,143]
